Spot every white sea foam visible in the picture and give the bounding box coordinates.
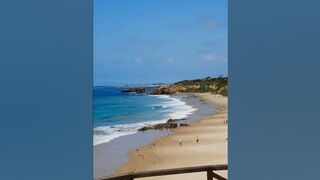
[93,118,169,145]
[93,95,197,145]
[155,95,198,119]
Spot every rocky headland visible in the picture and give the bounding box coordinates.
[149,76,228,96]
[121,76,228,96]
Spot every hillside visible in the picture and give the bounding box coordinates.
[150,76,228,96]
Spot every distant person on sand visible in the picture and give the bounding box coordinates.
[196,136,199,143]
[178,139,182,147]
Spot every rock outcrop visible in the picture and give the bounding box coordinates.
[138,122,178,131]
[138,118,190,132]
[122,87,146,93]
[149,86,175,94]
[180,123,190,127]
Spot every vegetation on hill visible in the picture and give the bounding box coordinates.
[150,76,228,96]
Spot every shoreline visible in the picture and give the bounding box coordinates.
[94,93,216,178]
[93,94,203,146]
[105,93,228,180]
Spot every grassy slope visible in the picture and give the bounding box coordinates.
[174,76,228,96]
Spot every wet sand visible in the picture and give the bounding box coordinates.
[110,93,228,180]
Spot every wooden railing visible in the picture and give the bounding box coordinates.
[97,164,227,180]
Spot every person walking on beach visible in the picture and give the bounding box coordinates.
[196,136,199,143]
[178,139,182,147]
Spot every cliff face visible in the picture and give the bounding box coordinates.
[149,85,186,95]
[150,76,228,96]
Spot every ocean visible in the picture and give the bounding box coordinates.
[93,86,198,145]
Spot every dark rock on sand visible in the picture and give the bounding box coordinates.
[138,122,178,131]
[167,118,187,123]
[138,126,153,131]
[180,123,190,127]
[180,123,190,126]
[138,118,189,132]
[154,122,178,129]
[167,118,176,123]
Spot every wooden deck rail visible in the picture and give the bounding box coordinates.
[98,164,227,180]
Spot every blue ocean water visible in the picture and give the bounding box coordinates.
[93,86,197,145]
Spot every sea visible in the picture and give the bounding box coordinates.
[93,86,198,145]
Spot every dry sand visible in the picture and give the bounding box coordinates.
[110,93,228,180]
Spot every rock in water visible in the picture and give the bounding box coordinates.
[122,87,146,93]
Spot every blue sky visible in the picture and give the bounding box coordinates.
[94,0,227,85]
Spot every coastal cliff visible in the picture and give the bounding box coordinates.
[150,76,228,96]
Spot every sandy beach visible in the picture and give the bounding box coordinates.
[109,93,228,179]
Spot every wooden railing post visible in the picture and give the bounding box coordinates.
[211,172,227,180]
[207,170,213,180]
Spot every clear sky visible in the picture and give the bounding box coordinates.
[94,0,227,86]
